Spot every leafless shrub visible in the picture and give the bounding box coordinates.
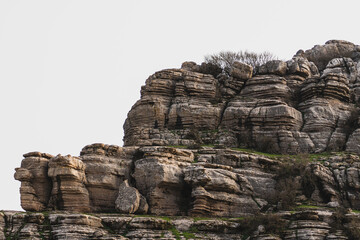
[256,135,278,153]
[272,155,311,210]
[204,50,278,75]
[331,207,360,240]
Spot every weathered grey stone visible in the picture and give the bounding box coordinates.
[258,60,287,76]
[80,144,136,212]
[304,40,359,71]
[115,180,143,214]
[230,61,253,79]
[14,152,52,211]
[47,155,90,212]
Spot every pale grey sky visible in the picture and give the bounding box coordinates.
[0,0,359,211]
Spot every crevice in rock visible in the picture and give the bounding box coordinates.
[216,76,249,129]
[56,175,64,210]
[129,149,144,187]
[299,110,306,132]
[343,57,351,75]
[163,79,177,129]
[344,169,354,209]
[329,168,347,208]
[251,195,261,209]
[3,213,11,239]
[325,116,339,151]
[217,100,229,129]
[244,101,259,148]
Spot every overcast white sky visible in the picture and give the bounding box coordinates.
[0,0,359,211]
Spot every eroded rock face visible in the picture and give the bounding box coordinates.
[298,154,360,211]
[133,146,194,215]
[123,69,223,147]
[1,211,354,240]
[14,152,53,211]
[184,149,277,217]
[304,40,360,71]
[47,154,90,212]
[15,145,279,217]
[123,40,360,155]
[11,40,360,239]
[80,143,136,212]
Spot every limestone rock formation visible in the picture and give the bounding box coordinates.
[2,210,359,239]
[124,40,360,155]
[80,144,137,212]
[14,152,53,211]
[9,40,360,239]
[47,154,90,212]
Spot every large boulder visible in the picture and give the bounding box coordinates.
[115,180,148,214]
[304,40,360,71]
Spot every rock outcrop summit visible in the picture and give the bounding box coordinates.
[4,40,360,239]
[124,39,360,154]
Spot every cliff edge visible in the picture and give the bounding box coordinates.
[6,40,360,239]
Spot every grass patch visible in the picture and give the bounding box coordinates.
[171,227,198,240]
[307,152,335,161]
[296,205,323,209]
[170,227,181,240]
[193,217,212,222]
[183,231,196,239]
[352,209,360,214]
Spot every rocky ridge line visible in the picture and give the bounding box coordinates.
[124,40,360,154]
[8,40,360,239]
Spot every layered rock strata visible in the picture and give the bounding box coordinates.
[2,210,358,240]
[124,40,360,154]
[11,40,360,239]
[14,144,360,217]
[14,152,53,211]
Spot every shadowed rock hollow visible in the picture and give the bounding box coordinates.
[8,40,360,240]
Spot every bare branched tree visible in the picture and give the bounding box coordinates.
[204,50,278,74]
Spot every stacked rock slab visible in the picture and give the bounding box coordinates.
[133,146,194,215]
[47,155,90,212]
[14,144,360,219]
[14,145,279,216]
[184,148,278,217]
[14,152,53,211]
[80,144,137,212]
[2,211,355,240]
[124,40,360,154]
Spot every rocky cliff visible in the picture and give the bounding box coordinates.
[124,40,360,154]
[6,40,360,239]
